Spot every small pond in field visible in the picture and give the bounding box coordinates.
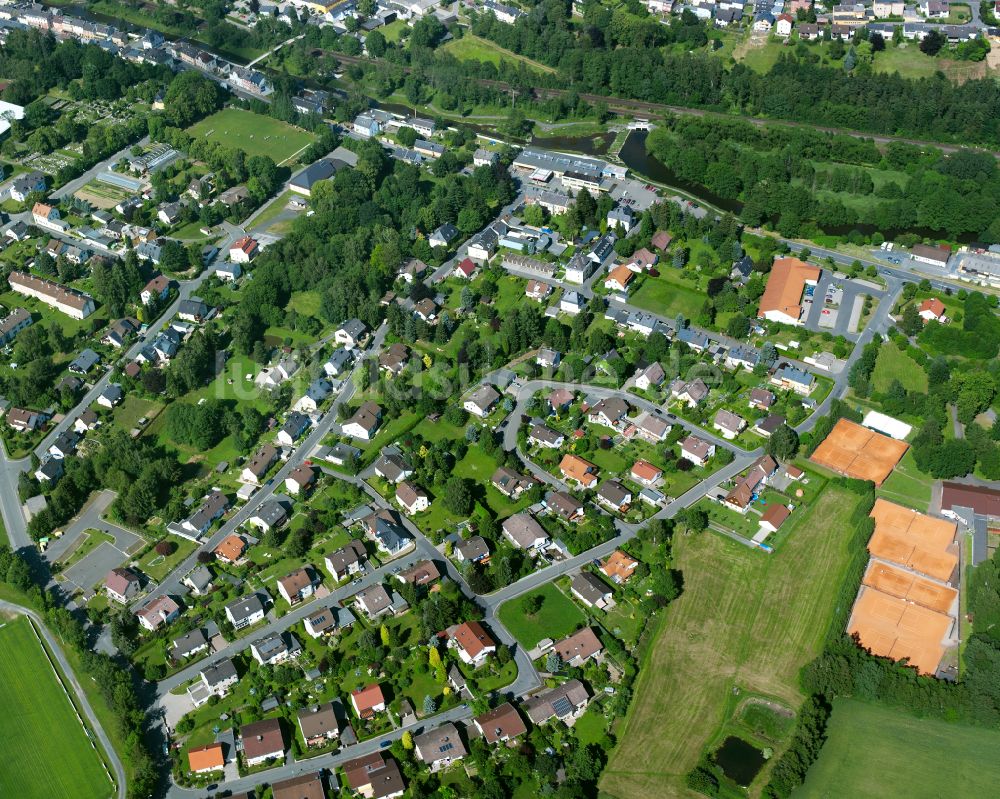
[713,736,767,787]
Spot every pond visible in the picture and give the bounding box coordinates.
[713,736,767,787]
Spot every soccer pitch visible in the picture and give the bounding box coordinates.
[186,108,316,164]
[0,615,113,799]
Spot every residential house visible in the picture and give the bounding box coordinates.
[601,550,639,584]
[463,385,500,418]
[597,479,632,512]
[630,460,663,487]
[529,424,564,449]
[525,279,552,301]
[199,659,239,698]
[225,593,267,630]
[101,318,138,348]
[342,401,382,440]
[759,503,791,534]
[536,348,561,369]
[297,703,340,748]
[351,683,387,719]
[560,290,587,314]
[6,407,47,432]
[635,412,670,443]
[454,536,490,563]
[398,258,427,283]
[502,512,550,550]
[303,607,349,638]
[770,364,815,396]
[414,723,467,770]
[183,566,214,596]
[277,567,318,605]
[182,490,230,537]
[571,572,613,609]
[214,534,247,564]
[428,223,459,249]
[545,490,585,523]
[553,627,603,667]
[448,620,497,667]
[48,430,79,459]
[680,435,715,467]
[342,752,405,799]
[187,744,225,775]
[245,502,286,535]
[277,411,311,446]
[240,718,285,766]
[355,584,394,620]
[396,480,429,514]
[634,362,665,391]
[413,297,438,322]
[749,388,776,410]
[272,773,326,799]
[136,595,180,631]
[753,414,786,438]
[491,466,532,499]
[396,560,441,587]
[379,342,410,376]
[8,271,95,319]
[97,384,123,409]
[171,629,209,662]
[285,464,316,496]
[35,457,63,483]
[250,632,302,666]
[467,227,498,262]
[588,397,630,428]
[325,540,368,581]
[0,307,31,345]
[651,230,672,252]
[919,298,947,322]
[105,567,140,604]
[670,378,709,407]
[141,275,170,305]
[74,409,100,434]
[607,204,635,234]
[241,443,278,484]
[559,454,599,489]
[475,703,527,747]
[178,298,209,323]
[776,12,793,34]
[335,319,369,349]
[726,346,759,371]
[374,452,413,484]
[676,327,709,352]
[604,264,635,293]
[362,509,412,556]
[522,680,590,725]
[214,262,241,281]
[713,409,747,440]
[453,257,477,279]
[323,347,354,378]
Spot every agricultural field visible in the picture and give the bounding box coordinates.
[440,34,554,74]
[0,615,113,799]
[799,698,1000,798]
[600,485,862,799]
[497,582,586,649]
[186,108,316,164]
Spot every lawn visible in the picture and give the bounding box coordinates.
[250,189,298,232]
[497,582,585,649]
[0,615,113,799]
[872,342,928,394]
[137,537,198,582]
[877,449,934,512]
[600,485,864,799]
[799,698,1000,798]
[440,34,554,74]
[629,270,706,321]
[186,108,316,165]
[113,395,164,433]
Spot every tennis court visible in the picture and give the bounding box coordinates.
[868,499,958,582]
[811,419,909,486]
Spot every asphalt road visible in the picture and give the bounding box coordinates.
[0,599,128,799]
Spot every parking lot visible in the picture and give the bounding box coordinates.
[803,272,869,339]
[61,540,130,596]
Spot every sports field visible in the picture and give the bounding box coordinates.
[600,485,862,799]
[799,698,1000,798]
[186,108,316,164]
[0,615,112,799]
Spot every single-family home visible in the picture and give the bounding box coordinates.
[749,388,776,410]
[634,362,665,391]
[225,593,267,630]
[491,466,532,499]
[455,536,491,564]
[553,627,603,667]
[601,550,639,584]
[529,424,564,449]
[172,629,210,662]
[570,572,613,609]
[502,512,550,550]
[335,318,369,350]
[770,365,815,396]
[199,659,239,698]
[277,411,311,446]
[323,347,354,378]
[474,702,527,746]
[713,409,747,440]
[545,490,586,523]
[680,435,716,467]
[525,279,552,301]
[587,397,630,428]
[604,264,635,293]
[240,718,285,766]
[97,384,123,409]
[559,454,599,489]
[396,480,430,514]
[298,703,340,748]
[670,378,709,407]
[428,223,459,249]
[522,679,590,725]
[374,452,413,484]
[759,503,791,534]
[536,348,561,369]
[277,567,318,605]
[379,342,410,376]
[250,632,302,666]
[136,595,181,631]
[414,723,467,770]
[325,539,368,581]
[464,385,501,418]
[918,298,947,323]
[448,620,497,667]
[229,236,259,263]
[630,460,663,487]
[213,534,247,564]
[342,401,382,440]
[141,275,170,305]
[284,464,316,496]
[453,257,477,279]
[351,683,387,719]
[597,479,632,513]
[242,443,278,484]
[355,584,395,620]
[187,743,225,775]
[105,567,141,604]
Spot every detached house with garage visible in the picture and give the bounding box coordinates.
[414,723,467,771]
[474,703,528,746]
[560,454,599,489]
[502,512,550,550]
[447,620,497,667]
[240,718,285,767]
[105,567,141,604]
[277,567,318,605]
[681,435,715,467]
[463,385,500,418]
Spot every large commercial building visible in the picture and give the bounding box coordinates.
[756,257,821,326]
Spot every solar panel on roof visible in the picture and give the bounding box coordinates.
[552,696,573,717]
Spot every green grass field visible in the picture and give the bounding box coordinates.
[872,342,928,394]
[799,698,1000,798]
[497,582,586,649]
[186,108,316,164]
[0,616,113,799]
[877,449,934,511]
[440,34,554,74]
[630,271,706,320]
[601,485,863,799]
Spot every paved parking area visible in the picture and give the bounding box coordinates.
[61,540,128,594]
[803,272,868,339]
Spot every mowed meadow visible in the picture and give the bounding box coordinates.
[600,485,863,799]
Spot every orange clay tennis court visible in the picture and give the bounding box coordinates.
[862,561,957,614]
[810,419,909,486]
[848,587,953,676]
[868,499,959,582]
